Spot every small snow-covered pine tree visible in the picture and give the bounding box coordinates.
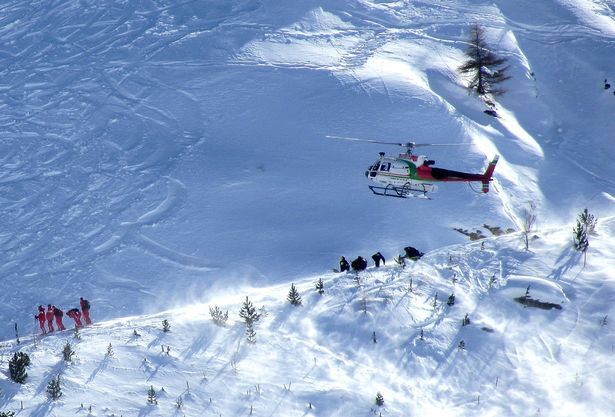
[287,283,302,306]
[579,208,597,235]
[246,322,256,344]
[162,319,171,332]
[46,374,62,400]
[239,296,261,325]
[447,293,455,306]
[375,392,384,407]
[315,278,324,295]
[8,352,30,384]
[147,385,157,405]
[240,296,261,344]
[209,305,229,326]
[106,343,114,357]
[62,341,75,362]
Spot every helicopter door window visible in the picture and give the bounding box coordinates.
[379,163,391,172]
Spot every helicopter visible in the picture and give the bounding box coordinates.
[327,135,499,199]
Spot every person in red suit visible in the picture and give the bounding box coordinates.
[66,308,83,327]
[53,305,66,331]
[80,297,92,325]
[35,305,46,334]
[46,305,55,333]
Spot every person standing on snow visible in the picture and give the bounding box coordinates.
[80,297,92,325]
[66,308,83,327]
[371,252,386,267]
[339,256,350,273]
[46,305,55,333]
[53,305,66,331]
[35,305,46,334]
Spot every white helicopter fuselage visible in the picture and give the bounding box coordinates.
[365,153,438,194]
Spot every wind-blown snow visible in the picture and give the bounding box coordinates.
[0,0,614,415]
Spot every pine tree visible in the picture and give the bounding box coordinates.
[106,343,114,357]
[62,341,76,362]
[287,283,302,306]
[239,296,261,325]
[315,278,324,295]
[46,374,62,400]
[579,208,597,235]
[240,296,261,344]
[0,411,16,417]
[375,392,385,407]
[458,24,511,96]
[447,293,456,306]
[162,319,171,332]
[462,313,471,326]
[246,322,257,344]
[8,352,30,384]
[147,385,157,405]
[209,305,229,326]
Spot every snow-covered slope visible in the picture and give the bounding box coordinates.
[1,0,614,414]
[1,219,614,416]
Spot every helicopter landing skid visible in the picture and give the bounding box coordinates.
[368,184,432,199]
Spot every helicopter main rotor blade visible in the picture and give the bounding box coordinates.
[326,135,467,148]
[326,135,411,147]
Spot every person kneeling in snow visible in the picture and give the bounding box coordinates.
[339,256,350,273]
[403,246,424,261]
[351,256,368,271]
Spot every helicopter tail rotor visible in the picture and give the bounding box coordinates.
[481,155,500,193]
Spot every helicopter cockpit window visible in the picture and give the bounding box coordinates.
[372,161,381,171]
[379,163,391,172]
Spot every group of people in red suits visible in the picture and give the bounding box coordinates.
[35,297,92,334]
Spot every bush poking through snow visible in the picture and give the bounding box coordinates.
[106,343,114,357]
[375,392,384,407]
[0,411,16,417]
[8,352,30,384]
[287,283,302,306]
[62,341,75,362]
[46,374,62,400]
[315,278,324,295]
[209,305,229,326]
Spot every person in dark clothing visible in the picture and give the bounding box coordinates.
[403,246,424,260]
[371,252,386,267]
[53,305,66,331]
[80,297,92,325]
[351,256,368,271]
[339,256,350,273]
